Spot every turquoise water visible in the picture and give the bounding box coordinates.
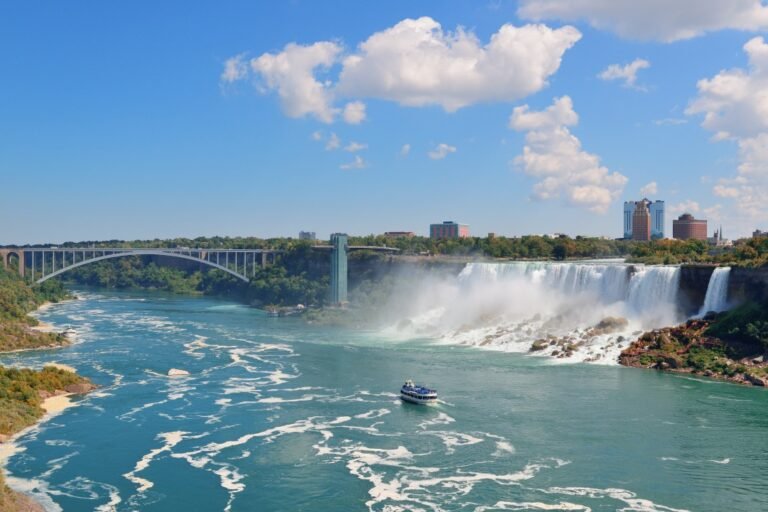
[2,289,767,511]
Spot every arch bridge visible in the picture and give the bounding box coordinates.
[0,248,281,284]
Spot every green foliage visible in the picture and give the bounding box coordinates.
[707,301,768,349]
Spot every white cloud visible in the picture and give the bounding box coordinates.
[344,141,367,152]
[340,155,368,170]
[428,143,457,160]
[342,101,366,124]
[517,0,768,42]
[400,144,411,157]
[325,132,341,151]
[669,200,701,217]
[509,96,627,214]
[686,37,768,140]
[639,181,657,196]
[221,54,248,83]
[249,41,342,123]
[598,59,650,89]
[687,37,768,234]
[227,17,581,121]
[337,17,581,111]
[311,131,323,141]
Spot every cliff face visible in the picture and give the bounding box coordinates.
[728,266,768,304]
[679,265,715,316]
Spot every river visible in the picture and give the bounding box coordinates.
[1,287,767,511]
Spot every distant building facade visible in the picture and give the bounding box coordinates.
[430,221,470,240]
[673,214,707,241]
[632,201,651,241]
[299,231,316,241]
[624,199,664,239]
[709,226,730,247]
[383,231,415,238]
[754,229,768,238]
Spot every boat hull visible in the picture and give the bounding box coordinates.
[400,393,437,405]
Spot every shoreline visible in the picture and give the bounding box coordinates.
[0,392,77,466]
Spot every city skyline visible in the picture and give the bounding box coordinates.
[2,1,768,244]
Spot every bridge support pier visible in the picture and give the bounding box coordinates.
[0,249,24,278]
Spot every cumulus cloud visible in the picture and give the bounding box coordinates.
[686,37,768,140]
[598,59,650,89]
[509,96,627,214]
[517,0,768,42]
[687,37,768,233]
[225,17,581,121]
[340,155,368,170]
[221,54,248,83]
[400,144,411,157]
[428,143,457,160]
[342,101,366,124]
[640,181,657,196]
[311,131,323,141]
[249,41,342,123]
[344,141,367,152]
[325,132,341,150]
[337,17,581,111]
[669,200,701,216]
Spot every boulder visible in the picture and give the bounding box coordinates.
[744,373,768,387]
[64,382,96,394]
[594,317,629,333]
[168,368,190,377]
[530,339,548,351]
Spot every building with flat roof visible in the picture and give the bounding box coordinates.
[299,231,316,240]
[624,199,664,239]
[632,201,651,241]
[383,231,415,238]
[429,221,470,240]
[673,214,707,241]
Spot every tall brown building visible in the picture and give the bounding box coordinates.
[673,214,707,240]
[632,200,651,241]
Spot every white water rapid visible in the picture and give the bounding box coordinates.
[386,261,685,364]
[698,267,731,316]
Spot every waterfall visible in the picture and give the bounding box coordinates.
[699,267,731,316]
[393,261,687,364]
[626,266,681,316]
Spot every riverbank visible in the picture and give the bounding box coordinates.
[619,316,768,386]
[0,364,95,512]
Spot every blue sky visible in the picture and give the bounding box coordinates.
[2,1,767,244]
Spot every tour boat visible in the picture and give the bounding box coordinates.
[400,379,438,405]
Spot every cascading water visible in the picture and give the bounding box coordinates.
[391,261,685,364]
[698,267,731,316]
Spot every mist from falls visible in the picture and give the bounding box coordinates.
[385,261,685,364]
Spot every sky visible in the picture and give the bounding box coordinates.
[1,0,767,244]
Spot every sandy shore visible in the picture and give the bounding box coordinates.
[0,393,76,466]
[44,362,77,373]
[29,320,55,333]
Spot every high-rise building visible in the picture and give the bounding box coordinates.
[623,201,634,239]
[649,200,665,239]
[329,233,348,305]
[299,231,316,240]
[673,214,707,240]
[429,221,470,240]
[624,199,664,239]
[632,201,651,241]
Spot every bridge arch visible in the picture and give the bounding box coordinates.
[36,250,249,284]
